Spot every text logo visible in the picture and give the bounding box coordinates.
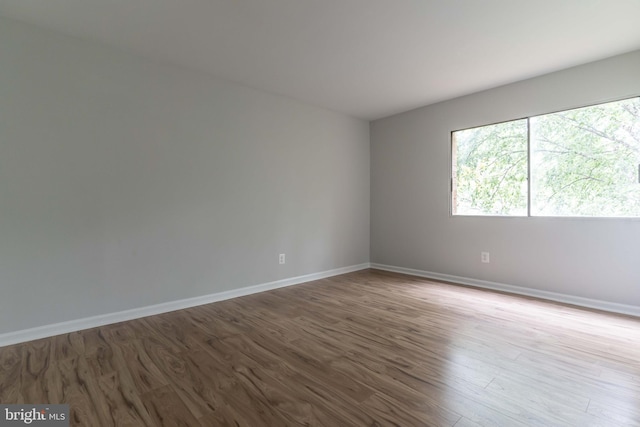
[0,405,69,426]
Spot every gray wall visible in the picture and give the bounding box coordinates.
[0,18,370,334]
[371,51,640,306]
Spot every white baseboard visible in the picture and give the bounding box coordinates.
[4,262,636,347]
[370,263,640,318]
[0,263,370,347]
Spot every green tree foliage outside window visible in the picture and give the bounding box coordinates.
[453,120,528,215]
[452,97,640,217]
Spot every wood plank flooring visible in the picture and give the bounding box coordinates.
[1,269,639,426]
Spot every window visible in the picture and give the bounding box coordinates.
[452,97,640,217]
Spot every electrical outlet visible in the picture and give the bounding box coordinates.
[279,253,286,264]
[481,252,490,263]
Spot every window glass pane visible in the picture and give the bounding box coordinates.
[452,120,528,215]
[530,98,640,217]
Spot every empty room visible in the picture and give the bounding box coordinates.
[1,1,639,426]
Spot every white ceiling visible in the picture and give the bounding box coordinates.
[1,1,640,120]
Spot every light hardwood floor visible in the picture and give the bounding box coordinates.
[1,269,639,426]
